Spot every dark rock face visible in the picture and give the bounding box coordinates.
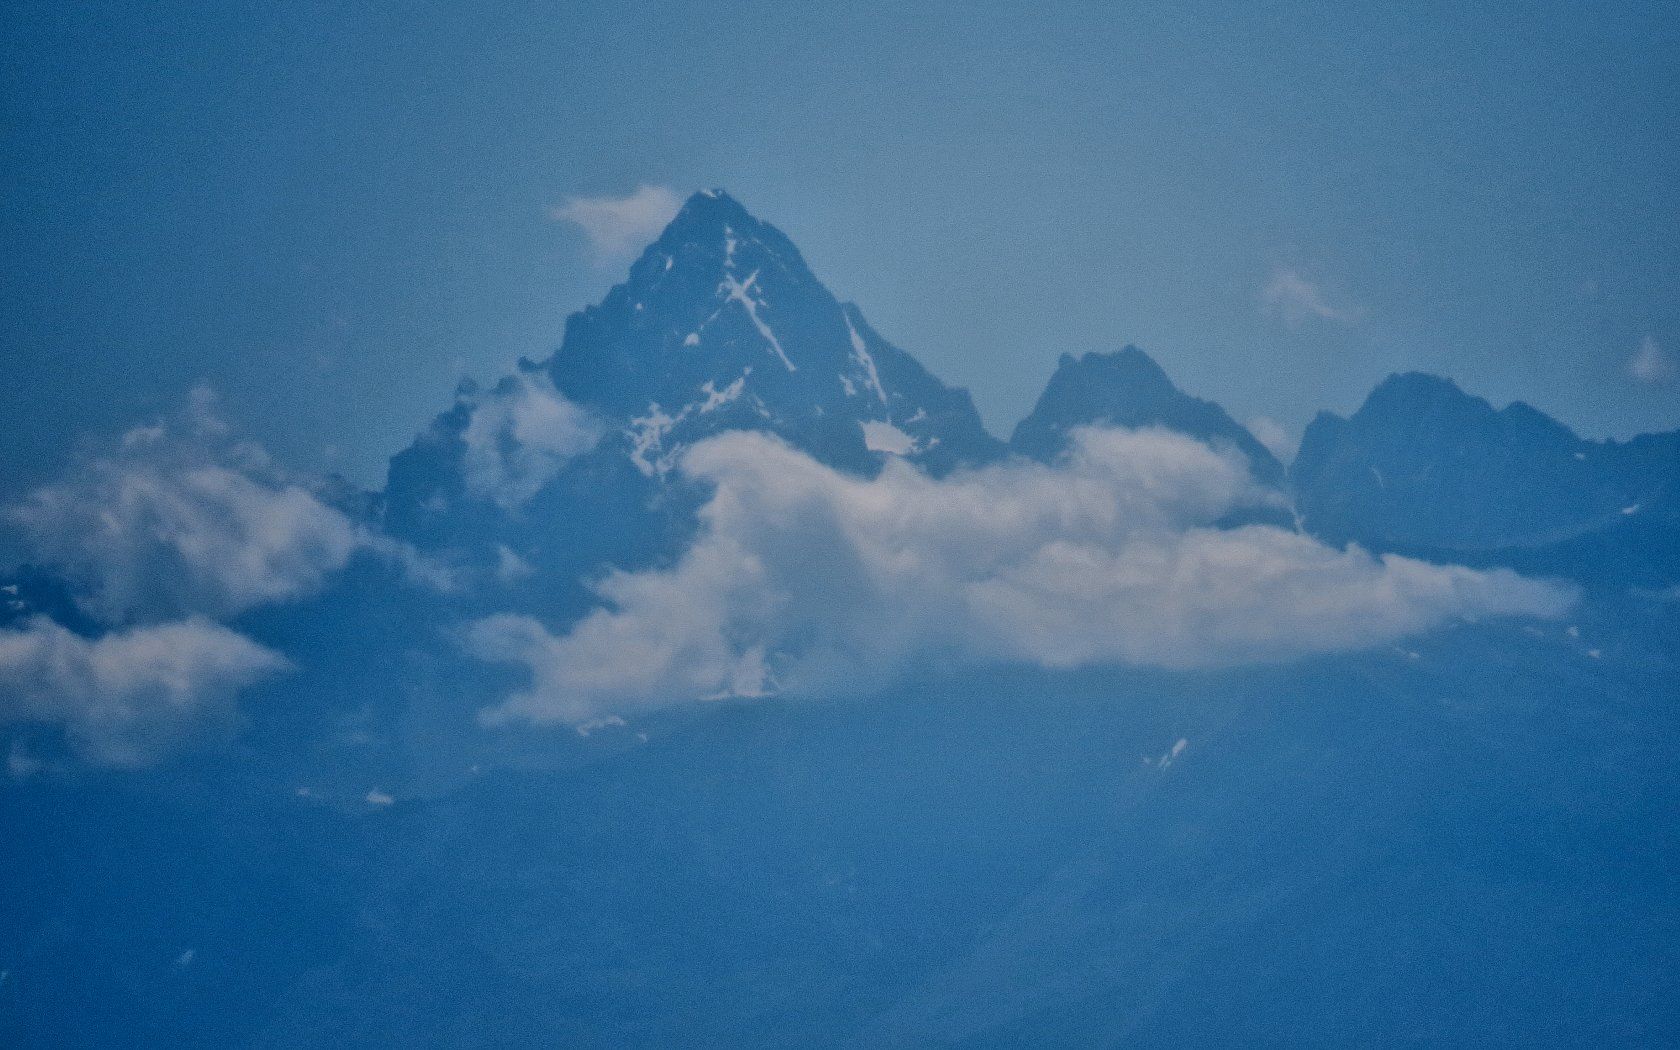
[1011,347,1284,486]
[547,190,1003,476]
[384,191,1003,554]
[1291,371,1680,585]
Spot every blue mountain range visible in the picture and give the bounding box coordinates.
[380,190,1677,591]
[3,191,1677,1048]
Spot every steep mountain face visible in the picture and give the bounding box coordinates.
[8,598,1677,1048]
[549,190,1004,476]
[384,191,1002,557]
[1292,372,1680,581]
[1010,348,1285,485]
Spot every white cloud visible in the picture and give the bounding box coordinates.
[470,427,1573,727]
[10,391,446,623]
[0,615,289,767]
[496,544,535,583]
[1245,416,1298,463]
[1261,269,1359,328]
[460,371,603,508]
[0,388,455,768]
[550,184,681,260]
[1153,738,1189,770]
[15,457,366,623]
[1627,335,1676,385]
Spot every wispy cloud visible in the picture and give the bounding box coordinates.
[0,615,288,768]
[470,427,1572,727]
[11,388,448,623]
[1627,335,1676,385]
[550,184,681,260]
[15,438,368,623]
[1245,416,1298,463]
[4,388,449,766]
[1261,268,1360,329]
[460,370,603,508]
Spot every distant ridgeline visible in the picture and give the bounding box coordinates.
[380,189,1678,592]
[1291,372,1680,588]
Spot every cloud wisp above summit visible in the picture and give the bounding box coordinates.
[550,184,684,261]
[1260,268,1360,329]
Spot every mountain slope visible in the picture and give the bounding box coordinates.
[7,596,1675,1048]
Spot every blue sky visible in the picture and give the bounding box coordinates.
[5,0,1677,489]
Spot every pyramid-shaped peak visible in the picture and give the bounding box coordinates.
[536,186,1004,477]
[1356,372,1496,424]
[1013,345,1284,483]
[1052,346,1175,390]
[632,189,812,284]
[669,188,756,229]
[657,189,780,248]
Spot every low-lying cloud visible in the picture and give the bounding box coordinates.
[11,405,440,624]
[4,391,443,766]
[0,615,288,768]
[471,427,1574,727]
[17,456,365,623]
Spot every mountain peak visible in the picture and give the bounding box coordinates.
[1068,346,1176,390]
[1353,371,1581,446]
[1011,347,1284,484]
[388,192,1005,547]
[647,189,792,260]
[1361,371,1486,419]
[662,188,757,238]
[537,189,1003,478]
[617,190,818,318]
[1290,370,1649,553]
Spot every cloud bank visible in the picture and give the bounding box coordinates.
[11,405,445,623]
[551,184,682,260]
[471,428,1573,727]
